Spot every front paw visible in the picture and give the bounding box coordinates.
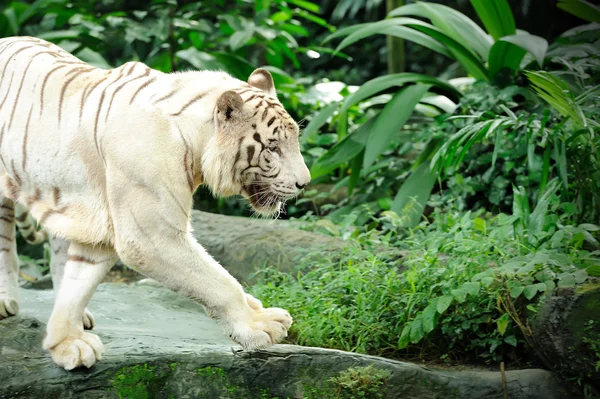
[0,296,18,319]
[227,299,292,350]
[43,332,104,370]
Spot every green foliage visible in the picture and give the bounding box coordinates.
[328,365,391,399]
[558,0,600,23]
[112,363,170,399]
[306,0,567,225]
[329,1,548,82]
[253,194,599,363]
[0,0,328,74]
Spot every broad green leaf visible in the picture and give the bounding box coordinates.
[579,223,600,232]
[347,150,363,195]
[286,0,320,13]
[2,8,19,35]
[557,273,576,288]
[573,269,587,284]
[340,73,461,114]
[523,284,541,300]
[496,313,510,336]
[406,23,489,81]
[212,52,256,79]
[333,18,451,59]
[409,313,425,343]
[463,282,481,296]
[436,295,453,314]
[398,324,411,349]
[364,84,431,171]
[310,118,375,179]
[501,34,547,67]
[504,335,518,347]
[470,0,516,41]
[510,285,524,298]
[304,102,339,140]
[422,299,439,333]
[37,30,80,41]
[489,34,548,77]
[389,2,493,61]
[451,288,467,303]
[229,28,254,51]
[391,163,438,228]
[176,48,223,70]
[558,0,600,23]
[488,40,526,78]
[75,48,112,69]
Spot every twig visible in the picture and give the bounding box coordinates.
[500,361,508,399]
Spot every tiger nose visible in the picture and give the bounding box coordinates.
[295,181,309,190]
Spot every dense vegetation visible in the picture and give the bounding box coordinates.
[3,0,599,394]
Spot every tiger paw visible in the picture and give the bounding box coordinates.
[44,332,104,370]
[227,303,292,351]
[83,308,95,330]
[0,296,18,319]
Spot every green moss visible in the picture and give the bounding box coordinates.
[329,365,391,399]
[195,366,291,399]
[111,363,173,399]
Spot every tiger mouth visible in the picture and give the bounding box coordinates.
[244,184,283,210]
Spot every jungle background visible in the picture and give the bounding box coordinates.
[1,0,599,396]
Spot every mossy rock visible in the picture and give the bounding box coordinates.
[189,210,350,284]
[531,281,600,392]
[0,283,581,399]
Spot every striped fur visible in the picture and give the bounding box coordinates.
[14,203,47,244]
[0,36,309,370]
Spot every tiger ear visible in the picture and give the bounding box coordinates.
[216,90,244,121]
[248,68,276,97]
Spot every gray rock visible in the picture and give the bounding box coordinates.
[531,281,600,393]
[190,210,351,283]
[0,283,579,399]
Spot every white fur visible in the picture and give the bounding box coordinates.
[0,36,309,369]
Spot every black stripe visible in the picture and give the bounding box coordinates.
[129,76,157,104]
[39,64,68,117]
[247,145,255,165]
[171,92,208,116]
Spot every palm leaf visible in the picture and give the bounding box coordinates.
[470,0,516,41]
[558,0,600,23]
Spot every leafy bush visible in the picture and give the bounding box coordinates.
[252,187,599,363]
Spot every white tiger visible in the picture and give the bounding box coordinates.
[0,36,310,370]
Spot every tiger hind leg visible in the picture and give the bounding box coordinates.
[49,236,96,330]
[0,197,19,319]
[43,241,117,370]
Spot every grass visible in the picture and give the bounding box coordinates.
[251,199,599,365]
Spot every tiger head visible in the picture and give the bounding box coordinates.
[203,68,310,217]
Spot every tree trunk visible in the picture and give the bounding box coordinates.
[386,0,405,74]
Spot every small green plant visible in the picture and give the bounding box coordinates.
[329,365,391,399]
[112,364,170,399]
[582,320,600,373]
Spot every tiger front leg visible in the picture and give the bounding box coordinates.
[0,198,19,319]
[116,235,292,351]
[43,242,117,370]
